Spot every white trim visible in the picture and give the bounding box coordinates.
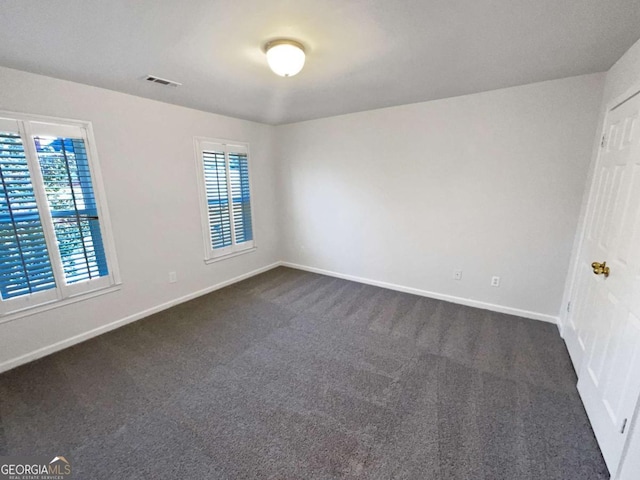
[196,138,248,155]
[563,81,640,315]
[210,241,255,259]
[204,246,256,264]
[0,262,281,374]
[194,137,213,261]
[84,121,122,285]
[223,147,237,247]
[194,136,256,261]
[20,120,69,299]
[0,259,560,374]
[0,110,121,315]
[281,262,558,324]
[557,316,565,338]
[29,122,84,139]
[560,109,608,327]
[560,81,640,357]
[0,121,61,313]
[559,80,640,480]
[0,117,19,131]
[0,109,91,129]
[0,284,122,326]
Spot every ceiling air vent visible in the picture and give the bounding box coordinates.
[144,75,181,87]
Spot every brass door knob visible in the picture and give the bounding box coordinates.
[591,261,610,278]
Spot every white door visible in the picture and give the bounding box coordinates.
[565,88,640,475]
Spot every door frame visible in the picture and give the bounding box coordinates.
[561,79,640,479]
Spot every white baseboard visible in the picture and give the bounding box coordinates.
[0,262,281,374]
[556,315,566,338]
[1,260,559,374]
[281,262,558,324]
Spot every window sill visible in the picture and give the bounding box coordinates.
[0,283,122,325]
[204,247,257,264]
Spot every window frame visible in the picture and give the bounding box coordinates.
[0,110,121,322]
[194,137,256,263]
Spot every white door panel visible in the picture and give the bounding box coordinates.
[565,89,640,476]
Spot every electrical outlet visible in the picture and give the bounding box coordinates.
[491,276,500,287]
[454,270,463,280]
[169,271,177,283]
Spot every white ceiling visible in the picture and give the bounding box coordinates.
[0,0,639,125]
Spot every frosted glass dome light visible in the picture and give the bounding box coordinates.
[265,40,306,77]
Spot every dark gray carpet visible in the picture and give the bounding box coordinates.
[0,267,608,479]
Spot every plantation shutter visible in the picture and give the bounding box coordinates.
[198,140,254,259]
[203,148,233,249]
[229,151,253,244]
[33,134,109,285]
[0,122,56,301]
[1,117,116,316]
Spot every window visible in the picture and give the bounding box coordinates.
[195,139,254,261]
[0,114,118,317]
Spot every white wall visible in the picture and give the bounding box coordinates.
[0,66,280,371]
[276,74,605,320]
[0,42,634,475]
[0,67,607,371]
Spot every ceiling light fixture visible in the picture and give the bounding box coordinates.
[265,39,306,77]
